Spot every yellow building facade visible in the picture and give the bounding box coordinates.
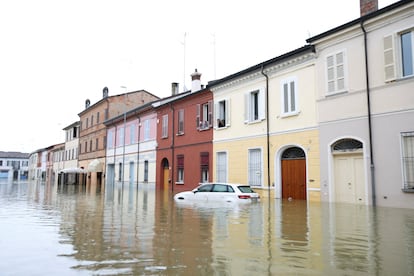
[211,45,320,201]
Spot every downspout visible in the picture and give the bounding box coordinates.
[361,19,376,206]
[170,103,175,193]
[136,116,141,188]
[261,65,271,199]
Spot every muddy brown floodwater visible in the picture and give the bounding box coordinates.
[0,180,413,275]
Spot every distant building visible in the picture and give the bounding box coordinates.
[28,148,48,181]
[77,87,159,186]
[0,151,29,181]
[105,101,158,186]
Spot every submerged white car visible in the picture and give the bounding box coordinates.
[174,183,260,203]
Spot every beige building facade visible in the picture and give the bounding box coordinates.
[307,0,414,208]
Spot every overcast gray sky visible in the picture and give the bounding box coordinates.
[0,0,396,152]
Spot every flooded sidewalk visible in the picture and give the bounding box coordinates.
[0,180,413,275]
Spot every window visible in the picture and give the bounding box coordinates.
[248,148,262,187]
[178,109,184,134]
[197,102,212,130]
[86,118,89,128]
[281,77,298,116]
[107,131,113,149]
[401,31,413,77]
[216,151,227,183]
[215,99,230,128]
[91,115,94,127]
[326,51,346,94]
[245,88,265,123]
[119,127,125,146]
[89,140,92,152]
[95,138,99,150]
[384,30,414,81]
[130,124,135,144]
[402,132,414,190]
[96,112,100,124]
[144,119,150,140]
[200,152,209,183]
[177,155,184,183]
[162,115,168,138]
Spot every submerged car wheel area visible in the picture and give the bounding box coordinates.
[174,183,260,203]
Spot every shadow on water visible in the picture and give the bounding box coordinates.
[0,180,413,275]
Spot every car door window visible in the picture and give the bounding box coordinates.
[212,184,228,192]
[198,184,213,192]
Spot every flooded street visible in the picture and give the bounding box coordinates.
[0,181,413,275]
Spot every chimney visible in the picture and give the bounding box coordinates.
[171,82,179,95]
[102,87,109,98]
[191,69,202,92]
[360,0,378,16]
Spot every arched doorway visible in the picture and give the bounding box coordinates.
[281,147,306,200]
[161,158,170,191]
[332,138,365,204]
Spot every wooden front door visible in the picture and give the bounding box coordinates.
[281,147,306,200]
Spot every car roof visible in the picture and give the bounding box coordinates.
[200,182,249,186]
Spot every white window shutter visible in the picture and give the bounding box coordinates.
[196,104,201,130]
[214,102,218,128]
[208,101,213,127]
[244,93,249,123]
[259,88,266,120]
[384,34,396,82]
[225,99,231,126]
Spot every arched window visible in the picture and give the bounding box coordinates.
[282,147,305,160]
[332,138,363,152]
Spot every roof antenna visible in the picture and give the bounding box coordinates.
[181,32,187,92]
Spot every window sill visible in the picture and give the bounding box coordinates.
[198,127,211,131]
[402,188,414,193]
[244,119,265,125]
[176,132,184,136]
[325,90,348,97]
[280,111,300,118]
[175,182,184,185]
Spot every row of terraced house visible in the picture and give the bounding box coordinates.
[28,0,414,209]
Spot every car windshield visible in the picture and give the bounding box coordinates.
[237,186,255,193]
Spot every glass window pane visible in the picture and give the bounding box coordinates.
[290,81,296,111]
[401,32,413,77]
[283,83,289,113]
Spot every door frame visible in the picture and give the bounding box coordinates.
[274,144,308,199]
[328,136,368,204]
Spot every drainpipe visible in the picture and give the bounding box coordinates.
[136,116,141,188]
[261,65,271,199]
[170,103,175,193]
[361,20,376,206]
